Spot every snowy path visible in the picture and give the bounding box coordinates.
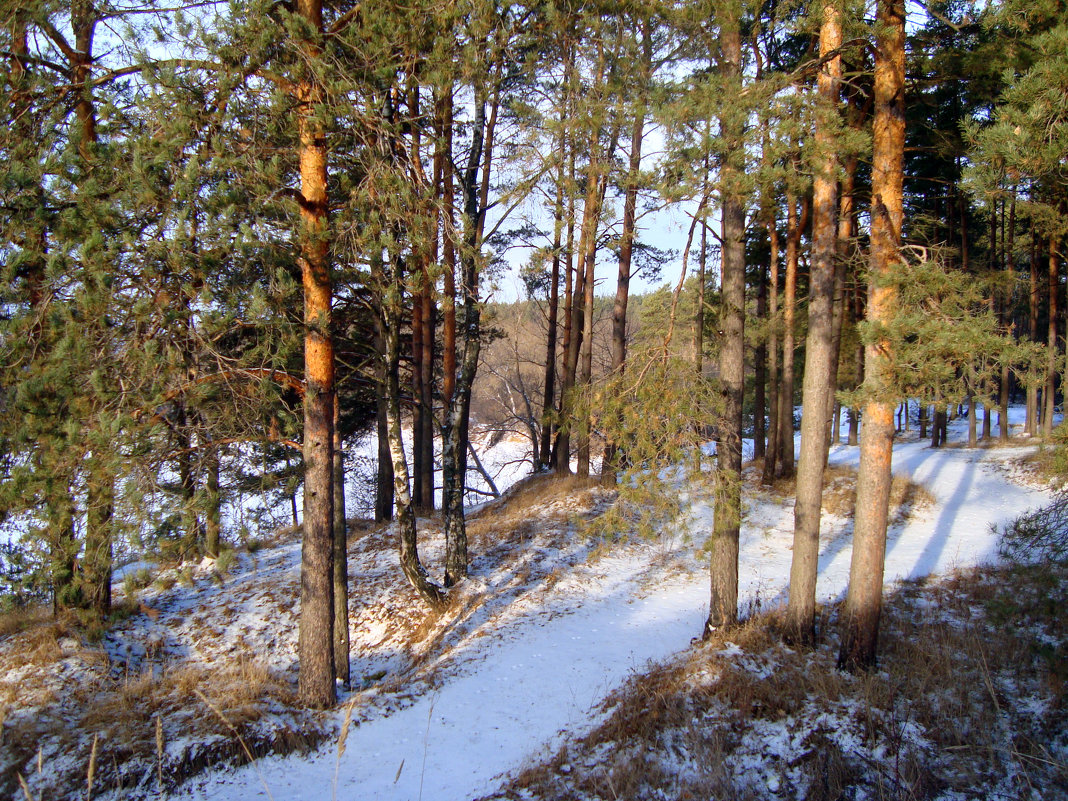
[173,425,1053,801]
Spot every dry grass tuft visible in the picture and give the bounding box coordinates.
[2,657,321,800]
[0,604,51,639]
[0,610,322,801]
[466,473,608,550]
[750,463,934,526]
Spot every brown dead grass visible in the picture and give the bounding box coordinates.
[0,615,322,801]
[466,473,609,550]
[492,563,1068,801]
[749,463,935,527]
[0,603,51,639]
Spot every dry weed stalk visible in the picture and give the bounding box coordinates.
[86,732,99,800]
[333,696,357,801]
[194,688,275,801]
[17,773,36,801]
[155,713,164,793]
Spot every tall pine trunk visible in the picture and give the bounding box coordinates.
[762,212,781,484]
[848,281,864,445]
[332,396,349,689]
[787,2,841,644]
[777,191,804,477]
[1045,235,1058,436]
[1000,191,1016,441]
[294,0,336,708]
[838,0,904,671]
[603,19,650,484]
[385,248,446,608]
[754,256,767,460]
[539,115,567,470]
[443,75,497,587]
[374,306,395,522]
[1028,233,1039,436]
[705,7,744,634]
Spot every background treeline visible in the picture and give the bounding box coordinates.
[0,0,1065,703]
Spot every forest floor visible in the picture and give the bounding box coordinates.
[1,411,1066,800]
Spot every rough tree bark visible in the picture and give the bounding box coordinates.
[1028,233,1039,436]
[787,1,841,644]
[332,396,349,689]
[705,6,744,634]
[385,248,446,609]
[762,211,782,484]
[777,190,806,478]
[374,306,395,522]
[294,0,336,708]
[838,0,904,671]
[603,18,650,484]
[1000,191,1015,441]
[1045,235,1058,436]
[443,74,498,587]
[539,112,566,470]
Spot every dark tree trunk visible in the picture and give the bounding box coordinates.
[968,388,978,447]
[411,279,428,511]
[762,213,781,484]
[420,283,435,507]
[1045,236,1058,436]
[603,23,649,483]
[554,165,584,476]
[385,250,446,609]
[576,167,601,478]
[333,396,349,689]
[374,309,395,523]
[83,462,113,618]
[204,446,220,559]
[706,9,744,634]
[441,90,457,411]
[443,76,497,587]
[827,154,856,451]
[539,115,567,471]
[1000,191,1015,441]
[1028,233,1039,436]
[778,191,806,478]
[847,280,864,446]
[754,256,767,460]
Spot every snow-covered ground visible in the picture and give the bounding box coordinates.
[159,409,1056,801]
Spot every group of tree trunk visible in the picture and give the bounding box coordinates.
[2,0,1066,707]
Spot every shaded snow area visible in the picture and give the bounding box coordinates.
[1,412,1063,800]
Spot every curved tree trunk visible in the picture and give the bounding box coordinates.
[386,251,446,609]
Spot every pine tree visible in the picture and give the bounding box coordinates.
[838,0,905,670]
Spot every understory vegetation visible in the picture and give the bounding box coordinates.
[3,454,1065,800]
[492,562,1068,801]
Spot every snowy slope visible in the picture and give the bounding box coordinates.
[166,412,1054,801]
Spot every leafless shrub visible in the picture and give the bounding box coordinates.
[999,490,1068,562]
